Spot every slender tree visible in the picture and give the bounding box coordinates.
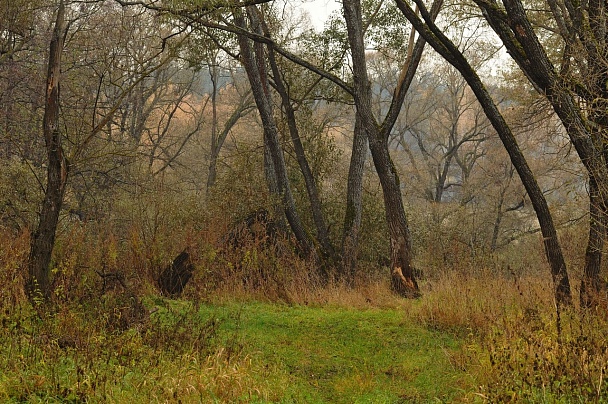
[233,6,316,260]
[463,0,608,307]
[395,0,573,307]
[27,0,67,303]
[341,0,441,296]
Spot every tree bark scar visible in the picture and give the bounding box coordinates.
[392,266,407,282]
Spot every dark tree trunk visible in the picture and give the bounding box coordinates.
[459,0,608,309]
[261,17,336,261]
[395,0,573,307]
[206,62,220,192]
[341,112,366,283]
[581,63,608,308]
[343,0,420,297]
[434,153,454,203]
[369,135,420,297]
[581,174,606,307]
[234,7,316,260]
[158,250,194,297]
[26,0,68,303]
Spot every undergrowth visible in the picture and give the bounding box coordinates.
[0,300,269,403]
[2,224,608,402]
[411,268,608,403]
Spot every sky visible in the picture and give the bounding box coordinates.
[299,0,341,30]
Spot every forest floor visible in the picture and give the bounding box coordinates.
[2,269,608,402]
[0,298,477,403]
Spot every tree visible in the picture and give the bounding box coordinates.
[233,6,316,260]
[341,112,367,282]
[24,0,187,303]
[460,0,608,307]
[395,0,573,308]
[387,61,491,204]
[205,58,255,192]
[341,0,442,297]
[0,1,48,231]
[27,0,67,302]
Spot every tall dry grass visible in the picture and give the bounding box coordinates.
[407,266,608,402]
[2,219,608,402]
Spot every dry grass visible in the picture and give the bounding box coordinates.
[0,229,29,309]
[2,221,608,402]
[410,268,555,336]
[406,267,608,402]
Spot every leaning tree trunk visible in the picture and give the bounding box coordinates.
[343,0,420,297]
[27,0,68,303]
[395,0,573,308]
[263,30,336,262]
[234,7,316,260]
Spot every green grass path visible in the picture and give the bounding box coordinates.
[0,300,475,403]
[201,302,472,403]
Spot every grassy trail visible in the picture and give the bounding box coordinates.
[196,302,473,403]
[0,300,476,403]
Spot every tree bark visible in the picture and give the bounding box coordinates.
[343,0,420,297]
[581,174,606,307]
[234,7,316,260]
[476,0,608,305]
[207,62,220,192]
[469,0,608,307]
[260,15,336,262]
[341,112,366,283]
[395,0,573,307]
[580,46,608,308]
[27,0,68,303]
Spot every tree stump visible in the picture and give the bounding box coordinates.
[158,250,194,297]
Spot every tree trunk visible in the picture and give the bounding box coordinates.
[371,139,420,298]
[234,7,316,260]
[261,20,335,261]
[158,250,194,297]
[396,0,573,307]
[343,0,420,297]
[341,112,366,283]
[27,0,68,303]
[581,71,608,308]
[581,174,606,307]
[471,0,608,308]
[206,62,219,193]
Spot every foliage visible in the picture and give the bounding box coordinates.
[1,0,606,401]
[484,312,608,402]
[0,301,246,403]
[0,297,472,403]
[0,158,44,231]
